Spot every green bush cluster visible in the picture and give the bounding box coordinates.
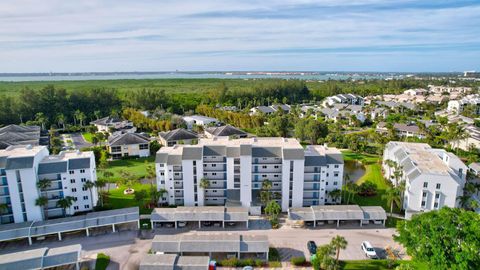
[290,256,306,266]
[268,247,281,261]
[95,253,110,270]
[217,258,264,267]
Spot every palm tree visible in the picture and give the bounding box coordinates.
[0,203,9,224]
[36,179,51,220]
[83,180,95,208]
[56,113,66,130]
[264,200,281,221]
[330,235,348,264]
[35,196,49,220]
[345,181,357,204]
[398,180,406,210]
[382,187,401,217]
[199,178,210,206]
[457,195,471,209]
[259,180,273,206]
[328,189,342,204]
[57,196,74,217]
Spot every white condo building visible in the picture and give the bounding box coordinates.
[383,142,467,219]
[0,145,97,224]
[155,137,344,212]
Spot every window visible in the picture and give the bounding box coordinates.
[421,201,426,206]
[436,183,441,189]
[82,187,87,191]
[326,182,329,186]
[334,173,339,177]
[83,196,88,200]
[160,172,164,176]
[70,179,75,183]
[326,165,330,168]
[262,165,267,169]
[434,202,439,208]
[212,164,216,167]
[422,192,427,197]
[111,146,121,153]
[139,144,149,150]
[84,204,90,209]
[333,181,338,185]
[274,165,279,169]
[69,170,74,175]
[160,164,164,167]
[435,193,440,199]
[80,169,85,173]
[326,173,329,177]
[334,165,339,168]
[81,178,86,182]
[74,206,79,210]
[71,188,77,192]
[73,197,78,201]
[423,182,428,188]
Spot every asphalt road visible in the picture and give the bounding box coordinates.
[71,132,93,149]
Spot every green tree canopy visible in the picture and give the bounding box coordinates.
[395,207,480,270]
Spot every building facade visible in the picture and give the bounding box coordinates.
[447,94,480,115]
[155,137,344,212]
[383,142,467,219]
[0,145,97,224]
[107,133,150,160]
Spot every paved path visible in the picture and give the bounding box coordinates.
[71,132,93,149]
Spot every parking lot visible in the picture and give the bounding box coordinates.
[0,220,404,269]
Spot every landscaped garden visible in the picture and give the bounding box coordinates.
[101,156,155,181]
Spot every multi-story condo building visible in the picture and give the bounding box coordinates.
[447,94,480,115]
[383,142,467,219]
[155,137,344,212]
[324,94,364,107]
[0,145,97,224]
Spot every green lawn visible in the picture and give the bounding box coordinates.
[342,150,401,214]
[82,132,94,143]
[107,183,154,214]
[101,156,155,182]
[95,253,110,270]
[340,260,428,270]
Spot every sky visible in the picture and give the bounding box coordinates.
[0,0,479,73]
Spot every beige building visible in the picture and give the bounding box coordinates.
[107,133,150,160]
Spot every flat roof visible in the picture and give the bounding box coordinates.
[140,254,209,270]
[151,206,249,222]
[0,244,81,269]
[288,205,386,221]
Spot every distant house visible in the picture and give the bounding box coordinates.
[369,107,388,120]
[90,117,135,133]
[376,122,425,139]
[107,133,150,159]
[0,125,48,149]
[403,88,427,96]
[205,125,248,138]
[375,101,416,111]
[468,162,480,176]
[249,104,291,116]
[451,125,480,151]
[158,128,198,146]
[182,115,219,130]
[324,94,364,106]
[319,104,366,124]
[447,94,480,115]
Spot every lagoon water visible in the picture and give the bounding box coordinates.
[0,72,400,82]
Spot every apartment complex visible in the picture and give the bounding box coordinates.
[447,94,480,115]
[155,137,344,212]
[0,145,97,224]
[383,142,467,219]
[107,132,150,159]
[324,94,364,106]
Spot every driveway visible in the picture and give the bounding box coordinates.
[71,132,93,149]
[0,221,404,270]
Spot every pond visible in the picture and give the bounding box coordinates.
[344,160,366,183]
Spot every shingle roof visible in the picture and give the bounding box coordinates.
[182,147,203,160]
[38,161,68,174]
[326,153,344,164]
[159,128,198,142]
[205,125,247,137]
[304,155,326,166]
[68,158,90,170]
[108,133,150,146]
[5,156,34,170]
[155,153,168,163]
[283,148,304,160]
[0,125,42,149]
[90,116,123,125]
[252,147,282,158]
[203,145,226,156]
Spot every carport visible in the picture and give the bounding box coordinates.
[0,207,140,245]
[151,206,249,229]
[0,244,81,270]
[139,254,210,270]
[289,205,382,228]
[151,233,269,261]
[361,206,387,226]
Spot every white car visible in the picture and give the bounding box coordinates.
[361,241,378,259]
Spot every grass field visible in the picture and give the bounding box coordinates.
[101,156,155,181]
[340,260,428,270]
[82,132,94,143]
[107,183,153,214]
[341,150,401,214]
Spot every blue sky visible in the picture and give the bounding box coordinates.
[0,0,479,72]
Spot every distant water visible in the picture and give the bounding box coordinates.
[0,72,404,82]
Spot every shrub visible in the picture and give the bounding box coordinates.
[290,256,306,266]
[255,259,265,267]
[358,181,377,196]
[269,247,281,261]
[217,258,238,267]
[95,253,110,270]
[269,261,282,267]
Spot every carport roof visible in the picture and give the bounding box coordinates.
[311,205,364,220]
[151,206,249,222]
[288,208,315,221]
[361,206,387,220]
[0,244,81,269]
[140,254,210,270]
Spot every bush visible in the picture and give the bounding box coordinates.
[217,258,238,267]
[217,258,261,267]
[290,256,306,266]
[95,253,110,270]
[270,218,280,229]
[269,247,281,261]
[358,181,377,196]
[269,261,282,267]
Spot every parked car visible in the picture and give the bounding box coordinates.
[202,221,212,227]
[307,240,317,255]
[178,221,187,228]
[242,267,253,270]
[361,241,378,259]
